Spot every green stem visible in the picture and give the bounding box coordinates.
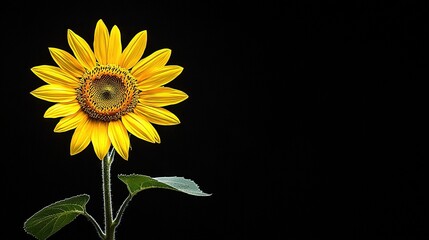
[84,211,105,239]
[113,194,133,228]
[102,148,116,240]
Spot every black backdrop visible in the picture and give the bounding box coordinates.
[3,1,427,239]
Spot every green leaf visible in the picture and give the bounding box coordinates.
[118,174,211,197]
[23,194,90,240]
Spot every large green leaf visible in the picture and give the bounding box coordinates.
[24,194,90,240]
[118,174,211,197]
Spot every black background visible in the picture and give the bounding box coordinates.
[3,1,427,239]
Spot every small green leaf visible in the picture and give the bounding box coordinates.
[24,194,90,240]
[118,174,211,197]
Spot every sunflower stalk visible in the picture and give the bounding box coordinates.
[102,147,116,240]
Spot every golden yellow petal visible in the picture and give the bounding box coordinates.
[94,19,109,65]
[131,48,171,80]
[70,117,92,155]
[119,30,147,69]
[30,84,77,103]
[137,65,183,91]
[31,65,80,88]
[91,120,111,160]
[107,25,122,65]
[54,111,87,132]
[139,87,188,107]
[67,29,96,70]
[135,104,180,126]
[49,48,85,78]
[108,120,129,160]
[122,112,160,143]
[44,101,80,118]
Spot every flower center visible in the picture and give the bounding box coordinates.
[77,65,140,121]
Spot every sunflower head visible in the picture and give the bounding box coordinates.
[30,19,188,161]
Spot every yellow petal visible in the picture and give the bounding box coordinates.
[70,117,92,155]
[135,104,180,126]
[119,30,147,69]
[31,65,80,88]
[49,48,85,77]
[54,111,87,132]
[67,29,96,69]
[94,19,109,65]
[91,121,111,160]
[44,101,80,118]
[139,87,188,107]
[131,48,171,79]
[107,25,122,65]
[108,120,129,160]
[30,84,77,103]
[122,112,160,143]
[137,66,183,91]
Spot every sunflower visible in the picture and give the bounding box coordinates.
[30,19,188,160]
